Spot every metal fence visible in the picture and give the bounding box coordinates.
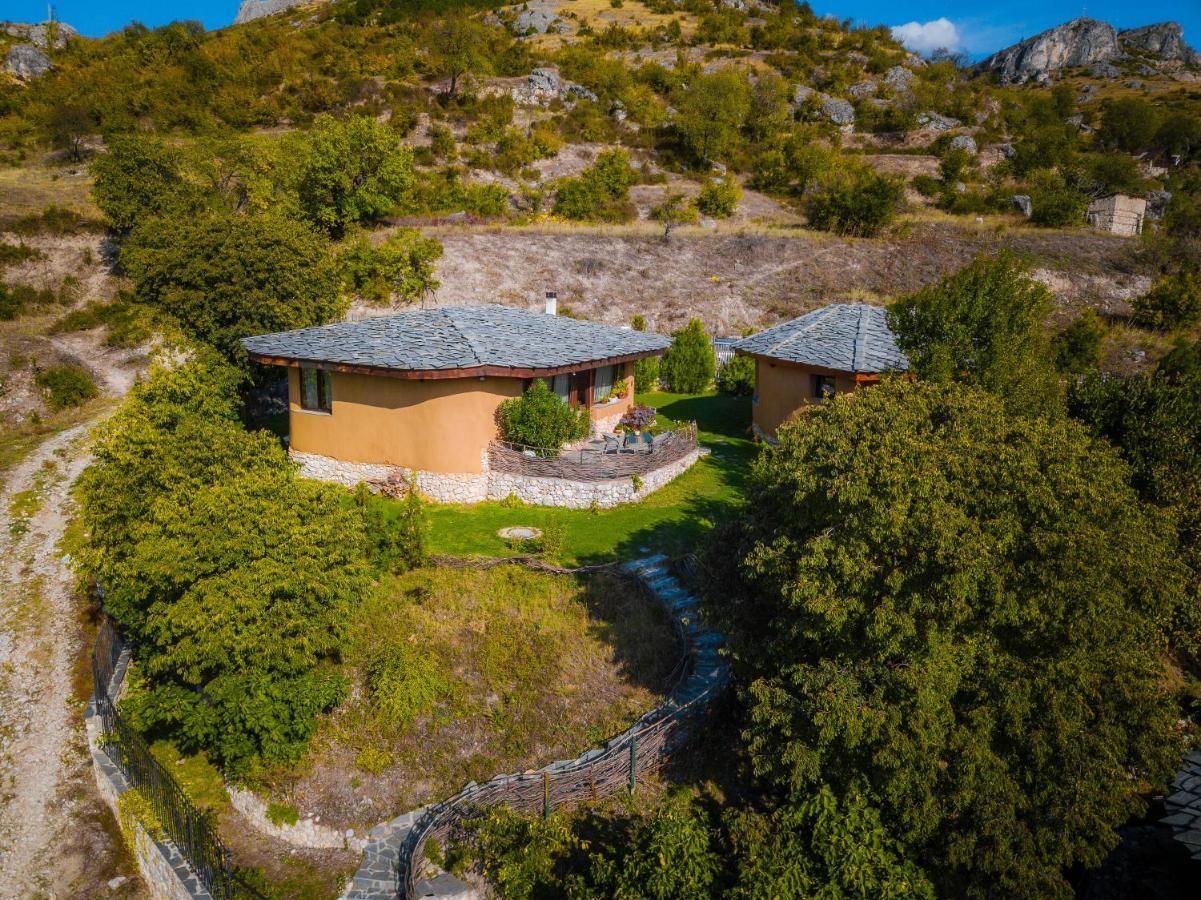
[91,619,262,899]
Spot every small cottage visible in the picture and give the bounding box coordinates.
[1087,194,1147,236]
[242,304,670,500]
[734,303,908,441]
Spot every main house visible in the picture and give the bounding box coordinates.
[734,303,909,440]
[242,303,677,504]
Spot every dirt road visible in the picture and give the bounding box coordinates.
[0,422,143,897]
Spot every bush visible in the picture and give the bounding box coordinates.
[338,229,443,303]
[805,167,902,237]
[497,379,590,453]
[716,353,755,395]
[1133,273,1201,331]
[660,318,716,393]
[649,194,699,234]
[1052,310,1107,373]
[634,356,660,393]
[553,149,637,222]
[35,364,98,411]
[1027,170,1086,227]
[91,134,200,232]
[696,178,742,218]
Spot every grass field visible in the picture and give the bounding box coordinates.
[423,390,756,565]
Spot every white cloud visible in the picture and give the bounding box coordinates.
[891,18,961,56]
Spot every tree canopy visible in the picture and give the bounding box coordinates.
[888,252,1062,418]
[708,379,1185,897]
[660,318,716,394]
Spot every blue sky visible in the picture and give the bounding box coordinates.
[4,0,1200,56]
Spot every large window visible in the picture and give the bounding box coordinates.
[592,365,615,403]
[543,374,571,405]
[300,367,332,413]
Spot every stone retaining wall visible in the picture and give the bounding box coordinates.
[229,786,366,852]
[292,443,701,509]
[85,653,213,900]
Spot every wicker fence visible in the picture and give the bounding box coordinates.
[396,556,727,897]
[91,619,262,899]
[489,422,699,481]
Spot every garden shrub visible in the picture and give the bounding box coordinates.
[660,319,716,393]
[716,353,755,396]
[696,178,741,218]
[35,364,98,411]
[1133,273,1201,331]
[497,379,590,452]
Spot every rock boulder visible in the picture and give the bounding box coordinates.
[4,44,52,80]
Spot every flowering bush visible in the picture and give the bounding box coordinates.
[620,404,656,431]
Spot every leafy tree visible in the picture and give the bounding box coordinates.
[553,149,637,222]
[632,315,661,392]
[1158,337,1201,384]
[696,178,742,218]
[1052,309,1106,373]
[497,379,590,453]
[805,165,902,237]
[675,69,750,164]
[730,786,933,898]
[716,353,755,396]
[47,103,95,161]
[709,380,1185,897]
[121,211,343,365]
[888,252,1063,418]
[428,14,490,97]
[1027,168,1087,227]
[288,115,416,236]
[1132,272,1201,331]
[650,193,699,238]
[1156,112,1201,161]
[90,133,199,232]
[1098,97,1161,152]
[660,318,716,393]
[339,229,443,303]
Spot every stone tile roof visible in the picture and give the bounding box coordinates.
[242,305,670,373]
[733,303,909,374]
[1164,749,1201,860]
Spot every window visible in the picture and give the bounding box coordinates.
[592,365,615,403]
[812,374,836,400]
[543,374,571,404]
[300,367,332,413]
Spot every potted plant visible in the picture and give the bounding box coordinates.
[620,404,656,438]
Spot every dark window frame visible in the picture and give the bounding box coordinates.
[812,374,836,400]
[300,367,333,413]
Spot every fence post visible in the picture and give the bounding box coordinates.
[628,739,637,793]
[542,771,550,820]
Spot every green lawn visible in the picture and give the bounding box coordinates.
[424,391,756,565]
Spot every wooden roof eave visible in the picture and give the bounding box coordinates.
[735,348,898,381]
[247,347,665,380]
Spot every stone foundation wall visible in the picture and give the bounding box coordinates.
[292,447,701,509]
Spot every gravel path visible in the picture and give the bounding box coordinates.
[0,421,143,897]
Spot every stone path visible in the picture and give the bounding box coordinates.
[341,554,727,900]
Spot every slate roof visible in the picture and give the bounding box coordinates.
[242,305,670,374]
[733,303,908,374]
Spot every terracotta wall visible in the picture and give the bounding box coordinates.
[287,369,523,474]
[753,359,857,437]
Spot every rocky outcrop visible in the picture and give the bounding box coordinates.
[821,96,855,127]
[977,18,1119,85]
[1119,23,1200,64]
[916,111,961,132]
[949,135,977,155]
[512,8,568,36]
[513,67,598,106]
[234,0,324,25]
[4,44,52,81]
[1,21,77,49]
[883,65,915,92]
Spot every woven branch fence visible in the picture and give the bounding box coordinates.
[489,423,698,481]
[396,556,727,897]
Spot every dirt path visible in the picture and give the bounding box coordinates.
[0,419,144,897]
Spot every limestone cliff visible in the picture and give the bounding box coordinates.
[234,0,328,25]
[976,18,1119,85]
[1118,22,1201,65]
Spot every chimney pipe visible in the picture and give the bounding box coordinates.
[544,291,557,316]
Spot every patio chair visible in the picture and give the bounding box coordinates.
[642,431,655,452]
[600,433,621,454]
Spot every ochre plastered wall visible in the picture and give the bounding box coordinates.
[287,368,524,474]
[752,358,857,437]
[589,367,635,423]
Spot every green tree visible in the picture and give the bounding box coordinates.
[1133,272,1201,331]
[675,69,750,164]
[121,211,342,365]
[288,115,416,236]
[805,165,902,237]
[47,103,94,161]
[887,252,1063,418]
[709,380,1185,897]
[650,193,700,238]
[553,149,637,222]
[1052,309,1106,373]
[428,14,490,97]
[696,178,742,218]
[632,315,661,392]
[90,133,199,232]
[730,786,933,899]
[716,353,755,396]
[497,379,590,452]
[339,229,443,303]
[660,318,716,393]
[1098,97,1162,152]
